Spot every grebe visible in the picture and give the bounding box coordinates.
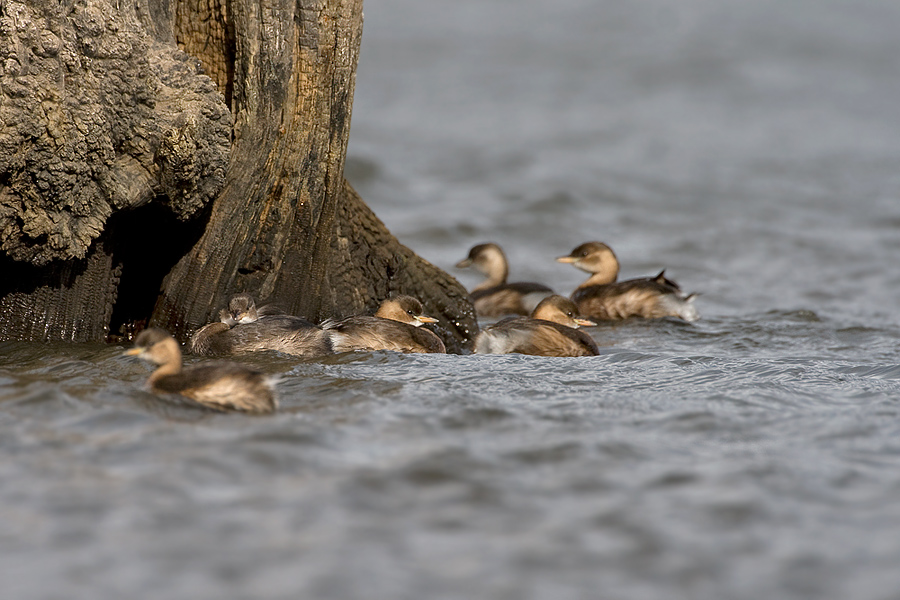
[126,328,277,413]
[556,241,699,322]
[322,295,446,354]
[190,295,333,357]
[456,242,554,317]
[474,295,599,357]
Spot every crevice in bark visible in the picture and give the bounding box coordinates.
[105,201,212,341]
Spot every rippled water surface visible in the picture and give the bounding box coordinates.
[5,0,900,598]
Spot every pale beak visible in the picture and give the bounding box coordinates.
[416,315,439,325]
[575,318,596,327]
[124,348,143,356]
[556,256,576,264]
[455,258,473,269]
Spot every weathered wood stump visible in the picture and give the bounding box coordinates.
[0,0,477,352]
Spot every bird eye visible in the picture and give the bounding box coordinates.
[407,310,416,316]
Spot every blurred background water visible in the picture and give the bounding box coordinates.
[3,0,900,598]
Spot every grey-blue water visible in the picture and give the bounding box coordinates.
[4,0,900,598]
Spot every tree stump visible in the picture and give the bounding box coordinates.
[0,0,477,352]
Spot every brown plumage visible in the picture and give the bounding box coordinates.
[190,295,333,357]
[126,328,277,414]
[219,293,283,326]
[322,295,446,354]
[456,242,554,317]
[557,241,699,322]
[474,295,600,357]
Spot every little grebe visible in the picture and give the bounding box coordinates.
[557,241,699,322]
[456,242,554,317]
[126,328,277,413]
[474,295,599,357]
[190,295,333,357]
[322,295,446,354]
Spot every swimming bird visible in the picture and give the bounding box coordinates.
[456,242,554,317]
[474,295,599,357]
[190,296,333,358]
[125,328,277,414]
[322,295,446,353]
[190,293,285,351]
[556,241,699,322]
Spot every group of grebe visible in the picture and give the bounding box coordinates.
[457,241,698,323]
[126,241,697,413]
[126,295,446,412]
[458,240,699,358]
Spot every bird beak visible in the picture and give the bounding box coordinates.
[556,256,576,264]
[124,348,143,356]
[416,315,439,325]
[575,318,596,327]
[455,258,473,269]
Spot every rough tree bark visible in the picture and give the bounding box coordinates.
[0,0,477,351]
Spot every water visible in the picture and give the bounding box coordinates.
[4,0,900,597]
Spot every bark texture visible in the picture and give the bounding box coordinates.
[0,0,231,265]
[324,181,477,350]
[0,0,477,351]
[0,241,119,342]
